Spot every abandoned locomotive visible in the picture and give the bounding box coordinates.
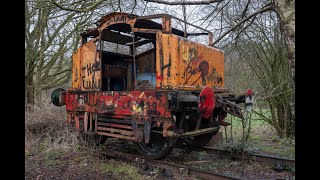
[51,12,254,159]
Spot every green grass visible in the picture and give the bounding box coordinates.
[197,151,208,161]
[73,156,86,163]
[218,108,295,159]
[250,138,295,159]
[100,161,144,180]
[43,149,67,166]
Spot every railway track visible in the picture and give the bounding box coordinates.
[185,146,295,168]
[103,149,245,180]
[101,140,294,179]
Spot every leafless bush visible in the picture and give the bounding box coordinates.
[25,92,79,152]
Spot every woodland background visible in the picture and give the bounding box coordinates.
[25,1,295,179]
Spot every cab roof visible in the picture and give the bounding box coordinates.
[81,12,185,42]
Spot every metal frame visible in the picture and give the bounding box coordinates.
[81,12,214,46]
[135,13,213,45]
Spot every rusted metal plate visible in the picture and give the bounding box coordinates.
[97,131,135,140]
[95,91,171,118]
[97,126,134,135]
[89,113,93,131]
[97,122,132,130]
[65,90,171,118]
[156,32,225,90]
[65,93,77,111]
[81,41,101,91]
[161,16,172,32]
[84,112,88,131]
[71,49,81,90]
[70,41,101,91]
[99,13,136,30]
[74,115,80,131]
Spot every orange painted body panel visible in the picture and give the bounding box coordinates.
[81,41,101,91]
[71,41,101,91]
[71,48,81,90]
[156,32,224,90]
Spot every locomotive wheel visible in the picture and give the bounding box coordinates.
[136,128,175,160]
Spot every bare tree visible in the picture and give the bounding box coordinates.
[273,0,295,72]
[145,0,223,5]
[25,0,98,104]
[225,16,295,137]
[144,0,294,74]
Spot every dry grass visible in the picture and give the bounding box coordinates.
[25,94,79,153]
[24,94,150,179]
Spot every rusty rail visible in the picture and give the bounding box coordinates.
[187,146,295,167]
[104,149,244,180]
[247,153,295,167]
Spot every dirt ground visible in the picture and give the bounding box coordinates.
[25,147,157,180]
[25,139,295,180]
[26,149,110,180]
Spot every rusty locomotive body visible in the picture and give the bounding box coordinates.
[51,12,253,159]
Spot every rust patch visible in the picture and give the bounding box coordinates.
[65,90,171,118]
[156,32,224,90]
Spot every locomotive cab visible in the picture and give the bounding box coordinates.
[99,36,156,91]
[51,12,254,160]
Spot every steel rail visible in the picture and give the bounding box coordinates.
[187,146,295,167]
[104,149,245,180]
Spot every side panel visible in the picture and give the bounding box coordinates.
[156,32,225,89]
[156,32,180,88]
[81,41,101,91]
[71,49,81,90]
[65,91,171,118]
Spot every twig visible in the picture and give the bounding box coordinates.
[211,4,274,45]
[144,0,223,5]
[51,0,105,13]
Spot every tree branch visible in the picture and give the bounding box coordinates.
[131,0,137,14]
[144,0,223,5]
[241,0,251,19]
[51,0,104,13]
[211,4,273,46]
[45,69,71,79]
[118,0,122,12]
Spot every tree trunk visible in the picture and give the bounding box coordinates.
[25,76,35,105]
[274,0,295,73]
